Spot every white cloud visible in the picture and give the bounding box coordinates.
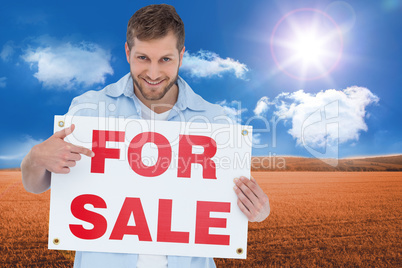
[1,41,15,62]
[273,86,379,149]
[22,38,113,89]
[0,77,6,88]
[217,100,248,123]
[0,136,44,161]
[253,96,272,116]
[181,50,248,80]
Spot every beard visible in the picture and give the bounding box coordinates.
[132,72,179,101]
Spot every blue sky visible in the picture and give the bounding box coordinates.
[1,0,401,168]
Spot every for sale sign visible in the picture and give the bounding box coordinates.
[48,115,252,259]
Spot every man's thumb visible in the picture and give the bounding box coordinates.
[54,124,75,139]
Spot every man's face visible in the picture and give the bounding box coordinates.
[125,31,185,102]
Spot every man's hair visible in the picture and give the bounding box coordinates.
[126,4,185,51]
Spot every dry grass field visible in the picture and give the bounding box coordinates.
[252,155,402,171]
[1,170,401,267]
[217,172,401,267]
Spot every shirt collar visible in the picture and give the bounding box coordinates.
[104,73,206,112]
[175,76,206,111]
[104,73,133,98]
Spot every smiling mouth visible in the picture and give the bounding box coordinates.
[143,78,164,86]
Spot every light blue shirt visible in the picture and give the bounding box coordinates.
[67,73,230,268]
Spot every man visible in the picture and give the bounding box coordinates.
[21,4,270,268]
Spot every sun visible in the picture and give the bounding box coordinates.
[270,8,343,81]
[294,32,324,65]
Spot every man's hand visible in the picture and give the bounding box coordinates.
[234,176,270,222]
[21,124,94,194]
[31,124,94,174]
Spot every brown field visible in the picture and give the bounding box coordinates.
[251,155,402,171]
[1,170,401,267]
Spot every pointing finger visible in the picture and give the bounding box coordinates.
[71,144,95,158]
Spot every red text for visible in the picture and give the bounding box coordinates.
[91,130,217,179]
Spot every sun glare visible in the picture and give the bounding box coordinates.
[294,32,324,65]
[270,8,343,81]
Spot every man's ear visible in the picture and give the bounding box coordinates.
[179,46,185,67]
[125,42,131,64]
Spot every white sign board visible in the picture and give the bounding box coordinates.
[49,115,252,259]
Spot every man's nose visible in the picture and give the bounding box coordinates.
[146,62,161,80]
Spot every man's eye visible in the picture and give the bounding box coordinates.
[162,58,171,62]
[138,56,147,60]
